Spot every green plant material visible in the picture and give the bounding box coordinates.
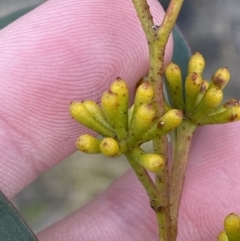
[169,119,196,239]
[0,191,38,241]
[0,6,38,29]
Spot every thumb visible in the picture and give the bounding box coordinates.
[0,0,173,198]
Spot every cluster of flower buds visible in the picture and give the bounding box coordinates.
[216,213,240,241]
[70,78,183,173]
[165,52,240,125]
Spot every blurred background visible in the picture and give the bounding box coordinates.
[1,0,240,234]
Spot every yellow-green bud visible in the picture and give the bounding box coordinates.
[185,72,203,116]
[135,81,154,105]
[69,101,114,137]
[83,100,113,131]
[224,213,240,241]
[192,87,223,121]
[76,134,101,154]
[217,231,229,241]
[110,77,129,130]
[211,67,230,90]
[101,90,127,140]
[127,103,156,147]
[100,137,121,157]
[140,154,165,173]
[165,62,185,109]
[130,81,154,127]
[188,52,205,75]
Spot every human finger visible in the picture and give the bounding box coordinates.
[0,0,173,198]
[37,122,240,241]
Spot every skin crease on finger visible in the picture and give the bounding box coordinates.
[37,122,240,241]
[0,0,172,198]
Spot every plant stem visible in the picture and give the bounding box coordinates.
[153,1,184,240]
[125,151,169,241]
[153,137,171,241]
[131,0,154,44]
[132,0,184,240]
[125,152,167,209]
[170,119,197,240]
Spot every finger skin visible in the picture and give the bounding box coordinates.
[0,0,172,198]
[38,122,240,241]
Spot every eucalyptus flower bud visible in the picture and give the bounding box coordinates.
[210,67,230,90]
[100,137,121,157]
[185,72,203,116]
[127,103,156,147]
[165,62,185,109]
[70,101,114,137]
[188,52,205,75]
[76,134,101,154]
[83,100,113,131]
[110,78,129,131]
[101,90,127,140]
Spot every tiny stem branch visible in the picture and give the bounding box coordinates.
[170,119,197,240]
